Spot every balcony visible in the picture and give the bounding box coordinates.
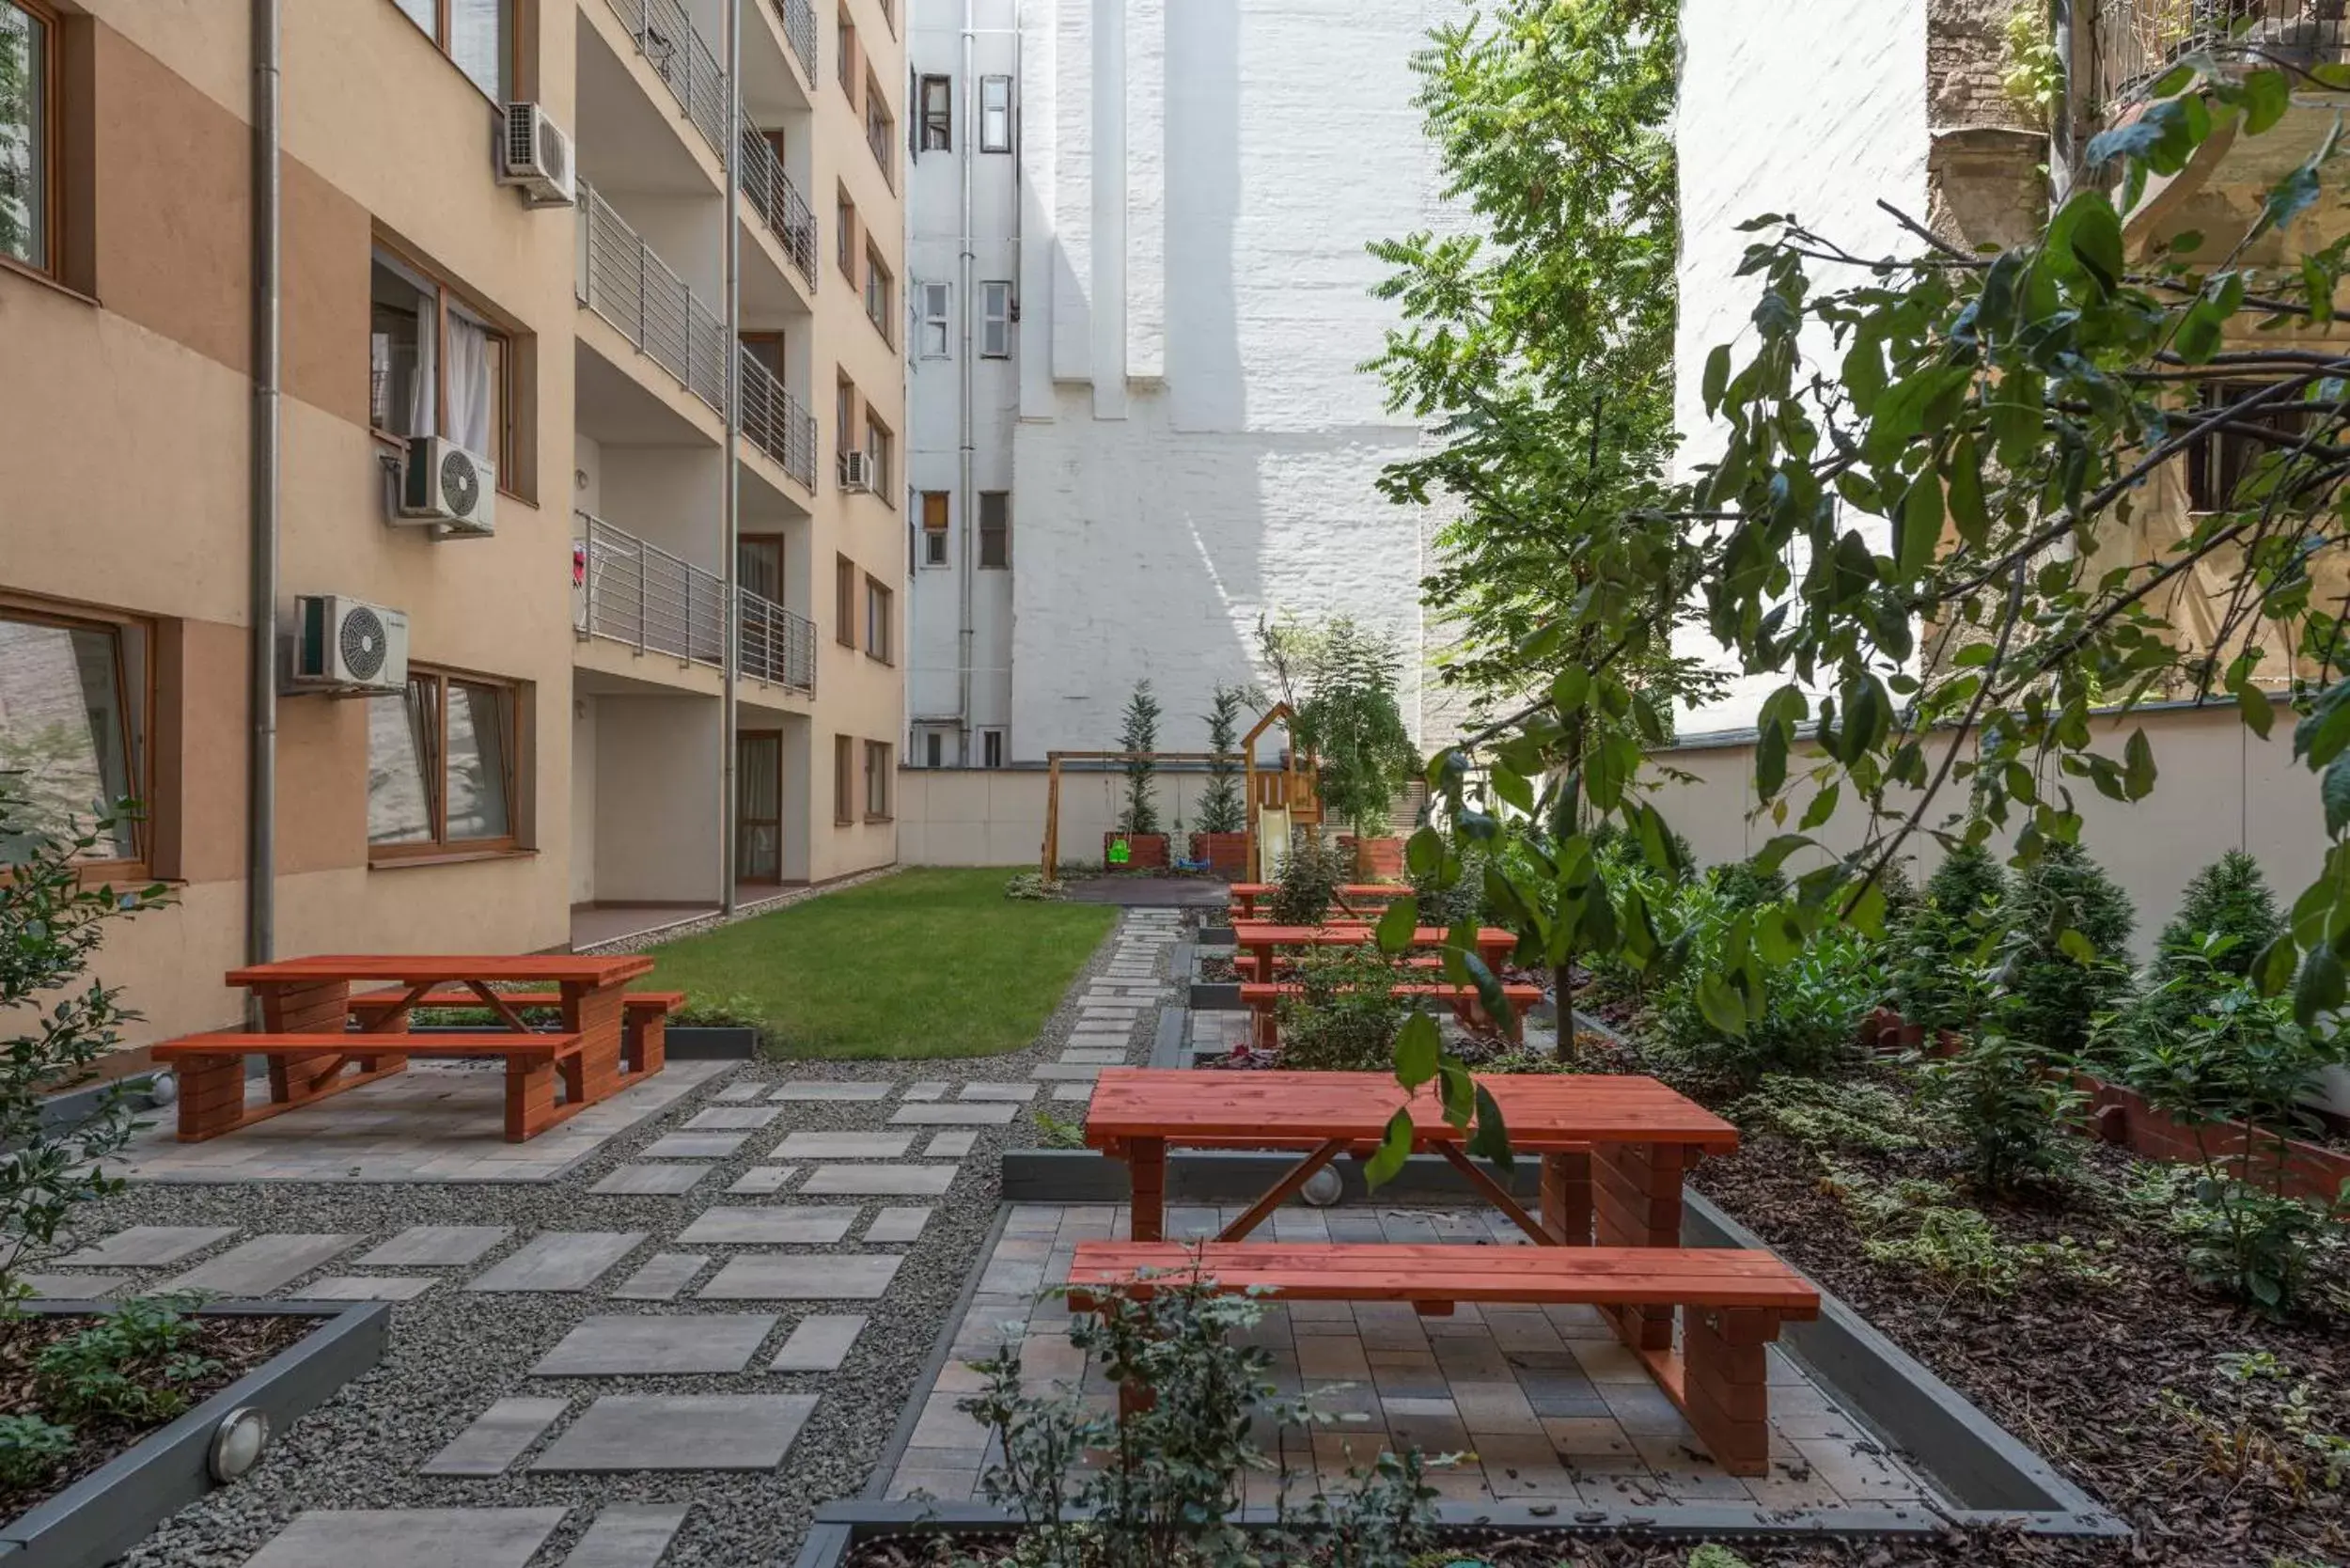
[579,181,729,417]
[766,0,819,87]
[2092,1,2350,115]
[737,345,820,490]
[741,127,820,289]
[600,0,731,160]
[575,512,817,694]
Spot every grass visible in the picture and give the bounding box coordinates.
[642,867,1120,1060]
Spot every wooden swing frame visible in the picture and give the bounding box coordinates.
[1036,703,1322,881]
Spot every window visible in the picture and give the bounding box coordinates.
[368,668,519,858]
[922,730,943,768]
[981,728,1004,769]
[837,11,856,96]
[833,734,855,823]
[369,247,519,490]
[920,491,949,566]
[918,282,949,358]
[836,380,854,463]
[864,415,892,494]
[834,555,856,647]
[864,245,892,339]
[864,576,893,662]
[836,193,857,280]
[918,73,950,151]
[393,0,509,99]
[867,79,894,180]
[0,0,53,276]
[980,74,1011,152]
[979,490,1010,569]
[979,280,1012,358]
[2186,381,2313,513]
[0,603,149,865]
[864,741,893,820]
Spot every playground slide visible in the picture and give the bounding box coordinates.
[1257,806,1292,879]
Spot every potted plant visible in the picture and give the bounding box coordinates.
[1104,680,1169,870]
[1191,682,1251,878]
[1260,617,1416,880]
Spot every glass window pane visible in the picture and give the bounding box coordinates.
[368,681,439,845]
[0,2,48,271]
[0,618,135,858]
[449,0,506,99]
[444,682,511,839]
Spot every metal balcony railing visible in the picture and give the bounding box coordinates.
[574,512,728,666]
[739,586,817,692]
[603,0,731,159]
[578,181,729,416]
[769,0,819,86]
[2093,0,2350,113]
[737,345,820,489]
[741,127,820,289]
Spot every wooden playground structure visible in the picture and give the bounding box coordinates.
[1039,702,1323,881]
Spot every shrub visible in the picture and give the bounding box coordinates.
[1705,857,1788,911]
[1916,1020,2085,1195]
[1268,833,1351,927]
[1004,870,1066,902]
[35,1296,220,1425]
[1821,1163,2116,1296]
[1118,682,1163,836]
[0,1414,75,1490]
[1886,900,1998,1037]
[1998,839,2135,1057]
[1922,840,2005,921]
[2154,851,2281,983]
[1730,1074,1944,1154]
[1197,684,1250,836]
[2171,1179,2345,1317]
[1276,945,1414,1072]
[1260,617,1418,839]
[1652,884,1881,1085]
[1032,1105,1088,1150]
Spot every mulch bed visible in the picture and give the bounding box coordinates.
[0,1312,315,1518]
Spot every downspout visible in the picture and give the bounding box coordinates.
[247,0,280,969]
[2048,0,2078,203]
[720,0,742,915]
[954,0,977,764]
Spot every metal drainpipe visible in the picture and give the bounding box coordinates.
[954,0,977,763]
[2049,0,2077,203]
[247,0,281,971]
[720,0,743,916]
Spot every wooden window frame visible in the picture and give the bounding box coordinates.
[386,0,515,105]
[863,243,892,343]
[979,489,1009,570]
[835,190,858,282]
[837,9,857,99]
[862,413,893,499]
[370,238,532,503]
[0,591,156,880]
[863,739,893,823]
[917,73,950,152]
[0,0,60,290]
[833,734,855,825]
[368,665,525,865]
[919,490,948,567]
[865,71,895,186]
[864,574,893,665]
[834,554,857,648]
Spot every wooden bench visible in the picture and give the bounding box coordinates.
[1067,1241,1820,1475]
[1226,884,1409,920]
[1238,980,1543,1048]
[151,1030,590,1142]
[346,987,683,1075]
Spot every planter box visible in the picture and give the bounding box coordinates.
[1339,835,1405,880]
[1104,833,1169,870]
[1190,832,1248,878]
[2,1299,389,1568]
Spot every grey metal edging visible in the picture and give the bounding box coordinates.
[858,1204,1013,1505]
[1147,1001,1188,1071]
[1197,923,1235,949]
[998,1148,1540,1205]
[0,1300,391,1568]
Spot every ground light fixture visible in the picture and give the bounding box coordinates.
[208,1407,271,1482]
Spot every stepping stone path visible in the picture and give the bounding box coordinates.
[147,905,1194,1568]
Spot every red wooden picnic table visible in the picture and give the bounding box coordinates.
[1225,884,1409,920]
[1226,921,1518,984]
[1084,1067,1738,1350]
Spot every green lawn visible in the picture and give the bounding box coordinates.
[643,867,1120,1060]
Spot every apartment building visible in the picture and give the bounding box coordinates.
[0,0,903,1045]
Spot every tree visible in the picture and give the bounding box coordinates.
[1197,684,1249,836]
[1256,618,1417,839]
[1117,682,1162,837]
[2154,850,2282,981]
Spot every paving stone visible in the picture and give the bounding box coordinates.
[164,1233,360,1295]
[697,1253,902,1300]
[591,1164,710,1196]
[420,1399,572,1476]
[863,1207,932,1244]
[958,1083,1039,1102]
[641,1133,749,1159]
[531,1394,819,1472]
[22,1274,123,1298]
[768,1081,891,1102]
[611,1253,710,1301]
[356,1226,512,1268]
[888,1103,1017,1126]
[677,1207,859,1245]
[728,1166,796,1194]
[299,1276,439,1301]
[714,1082,764,1102]
[1052,1084,1092,1102]
[799,1165,957,1196]
[534,1313,779,1376]
[59,1226,235,1268]
[245,1507,570,1567]
[561,1504,694,1568]
[772,1131,914,1160]
[1059,1049,1128,1065]
[769,1312,866,1371]
[902,1081,949,1101]
[923,1131,979,1158]
[466,1232,646,1293]
[684,1106,779,1131]
[1029,1063,1102,1081]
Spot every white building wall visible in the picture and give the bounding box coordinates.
[1671,0,1930,732]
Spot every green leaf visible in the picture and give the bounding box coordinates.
[1405,826,1444,880]
[1897,471,1943,578]
[1465,1085,1513,1172]
[1376,897,1421,956]
[1946,434,1989,548]
[2241,69,2291,135]
[1756,719,1788,799]
[1393,1010,1440,1088]
[1550,666,1590,717]
[1363,1106,1416,1191]
[2057,927,2096,965]
[1435,1059,1475,1127]
[1701,344,1732,416]
[1490,767,1534,816]
[2065,196,2125,294]
[2307,256,2338,327]
[1799,782,1841,831]
[1458,949,1512,1032]
[2123,728,2156,800]
[2295,944,2345,1027]
[2253,933,2299,996]
[2325,755,2350,838]
[1695,973,1749,1039]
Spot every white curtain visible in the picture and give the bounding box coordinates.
[445,308,490,456]
[406,296,437,442]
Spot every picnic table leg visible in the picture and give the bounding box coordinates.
[563,980,630,1103]
[1539,1151,1591,1246]
[1590,1139,1688,1351]
[1126,1137,1167,1242]
[624,1004,667,1076]
[1681,1307,1778,1476]
[174,1053,249,1142]
[257,980,362,1107]
[506,1054,560,1141]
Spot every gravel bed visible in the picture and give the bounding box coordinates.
[69,906,1168,1568]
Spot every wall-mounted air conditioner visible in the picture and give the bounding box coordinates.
[840,451,875,492]
[395,436,496,536]
[498,102,576,208]
[286,595,409,697]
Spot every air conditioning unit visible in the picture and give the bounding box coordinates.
[395,436,497,536]
[497,102,576,208]
[840,450,875,492]
[287,595,409,697]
